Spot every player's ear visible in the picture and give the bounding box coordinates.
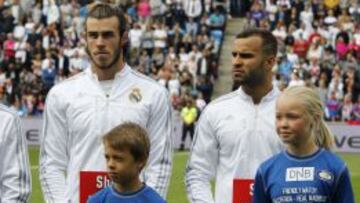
[137,159,146,171]
[265,55,276,71]
[120,31,129,47]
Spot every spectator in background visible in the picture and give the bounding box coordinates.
[316,77,328,105]
[168,72,181,96]
[0,68,6,86]
[32,39,46,59]
[68,50,81,73]
[321,46,336,69]
[183,0,202,20]
[352,96,360,121]
[138,0,151,23]
[325,91,341,121]
[179,97,197,150]
[292,33,309,59]
[56,48,70,77]
[250,2,266,27]
[195,92,206,112]
[186,17,198,39]
[0,7,15,34]
[153,20,168,49]
[127,1,138,22]
[277,53,293,83]
[335,36,349,60]
[300,3,313,32]
[141,22,155,55]
[3,33,16,60]
[150,0,167,18]
[207,5,226,30]
[41,60,56,93]
[308,58,320,84]
[328,66,344,100]
[288,70,305,87]
[306,38,323,61]
[272,21,287,40]
[342,93,354,121]
[129,23,143,64]
[32,2,42,25]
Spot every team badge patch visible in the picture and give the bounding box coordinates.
[318,170,333,182]
[129,88,142,103]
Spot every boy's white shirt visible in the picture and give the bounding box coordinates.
[0,104,31,202]
[40,64,173,202]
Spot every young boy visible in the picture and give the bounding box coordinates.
[87,122,166,203]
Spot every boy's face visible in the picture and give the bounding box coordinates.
[104,142,143,186]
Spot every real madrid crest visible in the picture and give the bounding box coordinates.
[129,87,142,103]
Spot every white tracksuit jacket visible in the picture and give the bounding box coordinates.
[39,64,173,202]
[185,87,283,203]
[0,104,31,203]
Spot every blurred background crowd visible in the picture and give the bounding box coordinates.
[242,0,360,122]
[0,0,360,123]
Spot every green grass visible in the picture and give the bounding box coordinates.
[29,147,359,203]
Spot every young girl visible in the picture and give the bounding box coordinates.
[252,86,354,203]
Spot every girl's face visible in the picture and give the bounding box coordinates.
[276,96,313,148]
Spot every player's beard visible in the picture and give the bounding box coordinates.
[86,45,122,70]
[236,60,267,87]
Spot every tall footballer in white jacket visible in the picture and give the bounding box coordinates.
[0,104,31,202]
[185,29,283,203]
[40,4,172,202]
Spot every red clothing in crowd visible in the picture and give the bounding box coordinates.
[293,39,309,58]
[336,41,349,60]
[3,39,16,59]
[308,32,321,44]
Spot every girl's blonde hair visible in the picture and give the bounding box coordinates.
[281,86,334,149]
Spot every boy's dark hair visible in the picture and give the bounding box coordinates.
[236,28,278,57]
[103,122,150,163]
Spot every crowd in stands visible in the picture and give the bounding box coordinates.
[0,0,227,117]
[242,0,360,122]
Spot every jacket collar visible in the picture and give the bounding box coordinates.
[237,85,280,104]
[85,63,131,81]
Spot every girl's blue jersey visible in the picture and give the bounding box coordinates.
[253,148,354,203]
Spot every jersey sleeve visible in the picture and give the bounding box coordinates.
[333,165,355,203]
[143,88,173,198]
[1,113,31,202]
[252,168,271,203]
[185,108,218,203]
[39,89,69,202]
